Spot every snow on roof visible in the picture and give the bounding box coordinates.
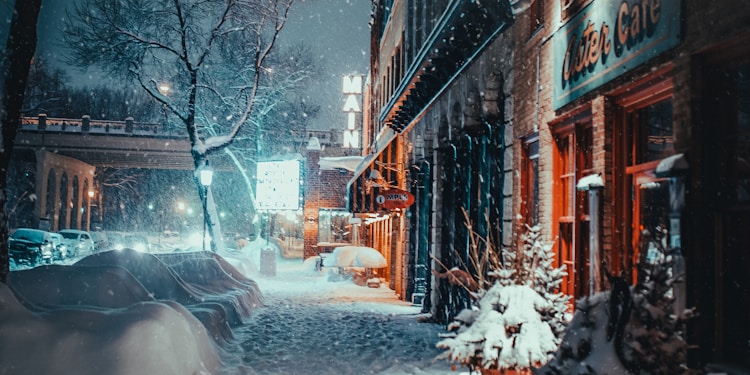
[576,173,604,190]
[319,156,366,172]
[655,153,688,176]
[307,136,322,150]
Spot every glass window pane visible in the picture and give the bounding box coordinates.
[643,100,675,162]
[318,209,351,243]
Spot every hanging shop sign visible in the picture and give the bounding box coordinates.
[376,189,415,210]
[553,0,681,109]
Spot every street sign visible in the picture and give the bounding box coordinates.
[376,188,415,210]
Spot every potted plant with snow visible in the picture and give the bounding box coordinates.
[535,225,698,375]
[436,216,570,375]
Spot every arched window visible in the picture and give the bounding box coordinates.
[59,173,69,230]
[71,176,79,229]
[45,170,56,230]
[82,179,90,231]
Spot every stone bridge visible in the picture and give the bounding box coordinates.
[13,115,235,231]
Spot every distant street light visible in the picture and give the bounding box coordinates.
[157,82,171,95]
[200,162,214,252]
[157,82,171,130]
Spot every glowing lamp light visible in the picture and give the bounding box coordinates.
[157,82,171,95]
[200,165,214,187]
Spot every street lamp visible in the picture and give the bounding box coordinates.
[157,82,171,130]
[199,162,214,252]
[157,82,171,96]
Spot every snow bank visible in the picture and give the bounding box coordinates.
[0,282,220,375]
[8,264,154,308]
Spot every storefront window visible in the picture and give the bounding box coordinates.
[522,137,540,226]
[554,120,593,299]
[643,100,675,163]
[625,97,673,282]
[318,208,351,243]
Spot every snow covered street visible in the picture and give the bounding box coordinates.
[222,257,455,375]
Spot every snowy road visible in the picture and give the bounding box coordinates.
[220,259,456,375]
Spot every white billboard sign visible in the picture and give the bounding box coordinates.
[256,160,301,210]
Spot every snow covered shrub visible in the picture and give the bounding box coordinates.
[436,222,570,372]
[535,226,697,375]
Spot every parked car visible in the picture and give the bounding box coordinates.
[49,233,68,260]
[58,229,96,257]
[8,228,55,266]
[90,231,109,252]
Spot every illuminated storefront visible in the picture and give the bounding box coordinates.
[513,0,750,369]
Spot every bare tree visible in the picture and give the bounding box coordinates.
[199,43,319,238]
[64,0,295,251]
[0,0,43,283]
[22,57,69,116]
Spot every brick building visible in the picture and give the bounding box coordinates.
[302,138,357,259]
[351,0,749,368]
[349,0,516,320]
[512,0,750,369]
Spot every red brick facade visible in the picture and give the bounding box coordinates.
[511,0,750,367]
[302,144,353,259]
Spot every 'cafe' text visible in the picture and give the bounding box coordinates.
[554,0,680,109]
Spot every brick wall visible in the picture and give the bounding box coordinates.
[303,147,353,259]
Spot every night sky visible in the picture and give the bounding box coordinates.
[1,0,371,131]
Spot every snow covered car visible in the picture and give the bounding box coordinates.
[58,229,96,257]
[90,231,109,252]
[8,228,55,266]
[48,233,68,260]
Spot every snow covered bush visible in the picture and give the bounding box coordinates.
[536,226,697,375]
[436,223,569,372]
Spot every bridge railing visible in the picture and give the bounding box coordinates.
[21,114,187,136]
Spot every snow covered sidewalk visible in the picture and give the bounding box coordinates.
[221,258,455,375]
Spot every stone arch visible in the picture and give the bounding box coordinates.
[71,176,80,229]
[482,71,505,123]
[437,115,450,144]
[448,101,463,140]
[464,86,483,129]
[59,173,69,230]
[82,178,90,231]
[43,169,56,230]
[33,151,95,231]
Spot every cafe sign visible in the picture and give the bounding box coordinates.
[376,189,415,210]
[553,0,681,109]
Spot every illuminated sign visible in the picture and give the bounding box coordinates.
[376,188,415,210]
[553,0,681,109]
[342,75,362,149]
[256,160,302,210]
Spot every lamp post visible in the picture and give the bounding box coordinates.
[199,163,214,252]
